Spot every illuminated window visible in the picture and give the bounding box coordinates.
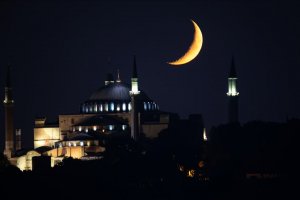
[99,104,103,112]
[79,126,82,132]
[89,105,93,112]
[144,102,147,110]
[80,141,84,146]
[68,142,71,147]
[94,104,98,112]
[93,126,97,131]
[148,102,151,110]
[116,104,120,111]
[187,169,195,178]
[128,102,132,111]
[110,102,115,111]
[85,128,88,133]
[122,103,126,111]
[87,141,90,146]
[109,125,114,131]
[105,103,109,112]
[73,142,77,147]
[122,125,127,130]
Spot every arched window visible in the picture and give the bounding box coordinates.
[116,104,120,111]
[128,102,132,111]
[144,102,147,110]
[89,105,93,112]
[110,102,115,111]
[147,102,151,110]
[122,103,126,111]
[94,104,98,112]
[105,103,109,112]
[99,104,103,112]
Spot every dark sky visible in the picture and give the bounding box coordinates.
[1,0,300,148]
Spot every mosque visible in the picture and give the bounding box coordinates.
[2,57,239,171]
[3,57,175,170]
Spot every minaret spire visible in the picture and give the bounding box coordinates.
[3,65,15,158]
[130,56,140,141]
[130,56,140,95]
[227,57,239,123]
[116,69,121,83]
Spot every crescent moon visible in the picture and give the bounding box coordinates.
[167,20,203,66]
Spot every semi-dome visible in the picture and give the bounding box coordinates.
[81,77,159,114]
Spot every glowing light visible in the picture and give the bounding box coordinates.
[203,128,208,141]
[93,126,97,131]
[187,169,195,178]
[178,165,184,172]
[109,125,114,131]
[80,141,84,146]
[110,102,115,111]
[100,104,103,112]
[227,78,239,96]
[85,128,88,133]
[122,125,126,130]
[79,126,82,132]
[130,78,140,95]
[116,104,120,111]
[105,103,109,112]
[144,102,147,110]
[198,161,205,168]
[68,142,71,147]
[168,20,203,66]
[94,104,98,112]
[128,103,131,111]
[122,103,126,111]
[73,142,77,147]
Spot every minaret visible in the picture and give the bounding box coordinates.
[3,65,15,158]
[116,69,121,83]
[129,56,140,140]
[227,57,239,123]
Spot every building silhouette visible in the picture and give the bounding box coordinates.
[3,65,15,158]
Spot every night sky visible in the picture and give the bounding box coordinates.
[1,0,300,148]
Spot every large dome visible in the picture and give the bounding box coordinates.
[81,81,159,114]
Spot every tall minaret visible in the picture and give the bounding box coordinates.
[3,65,15,158]
[129,56,140,140]
[227,57,239,123]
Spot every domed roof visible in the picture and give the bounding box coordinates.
[88,82,151,102]
[81,72,159,114]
